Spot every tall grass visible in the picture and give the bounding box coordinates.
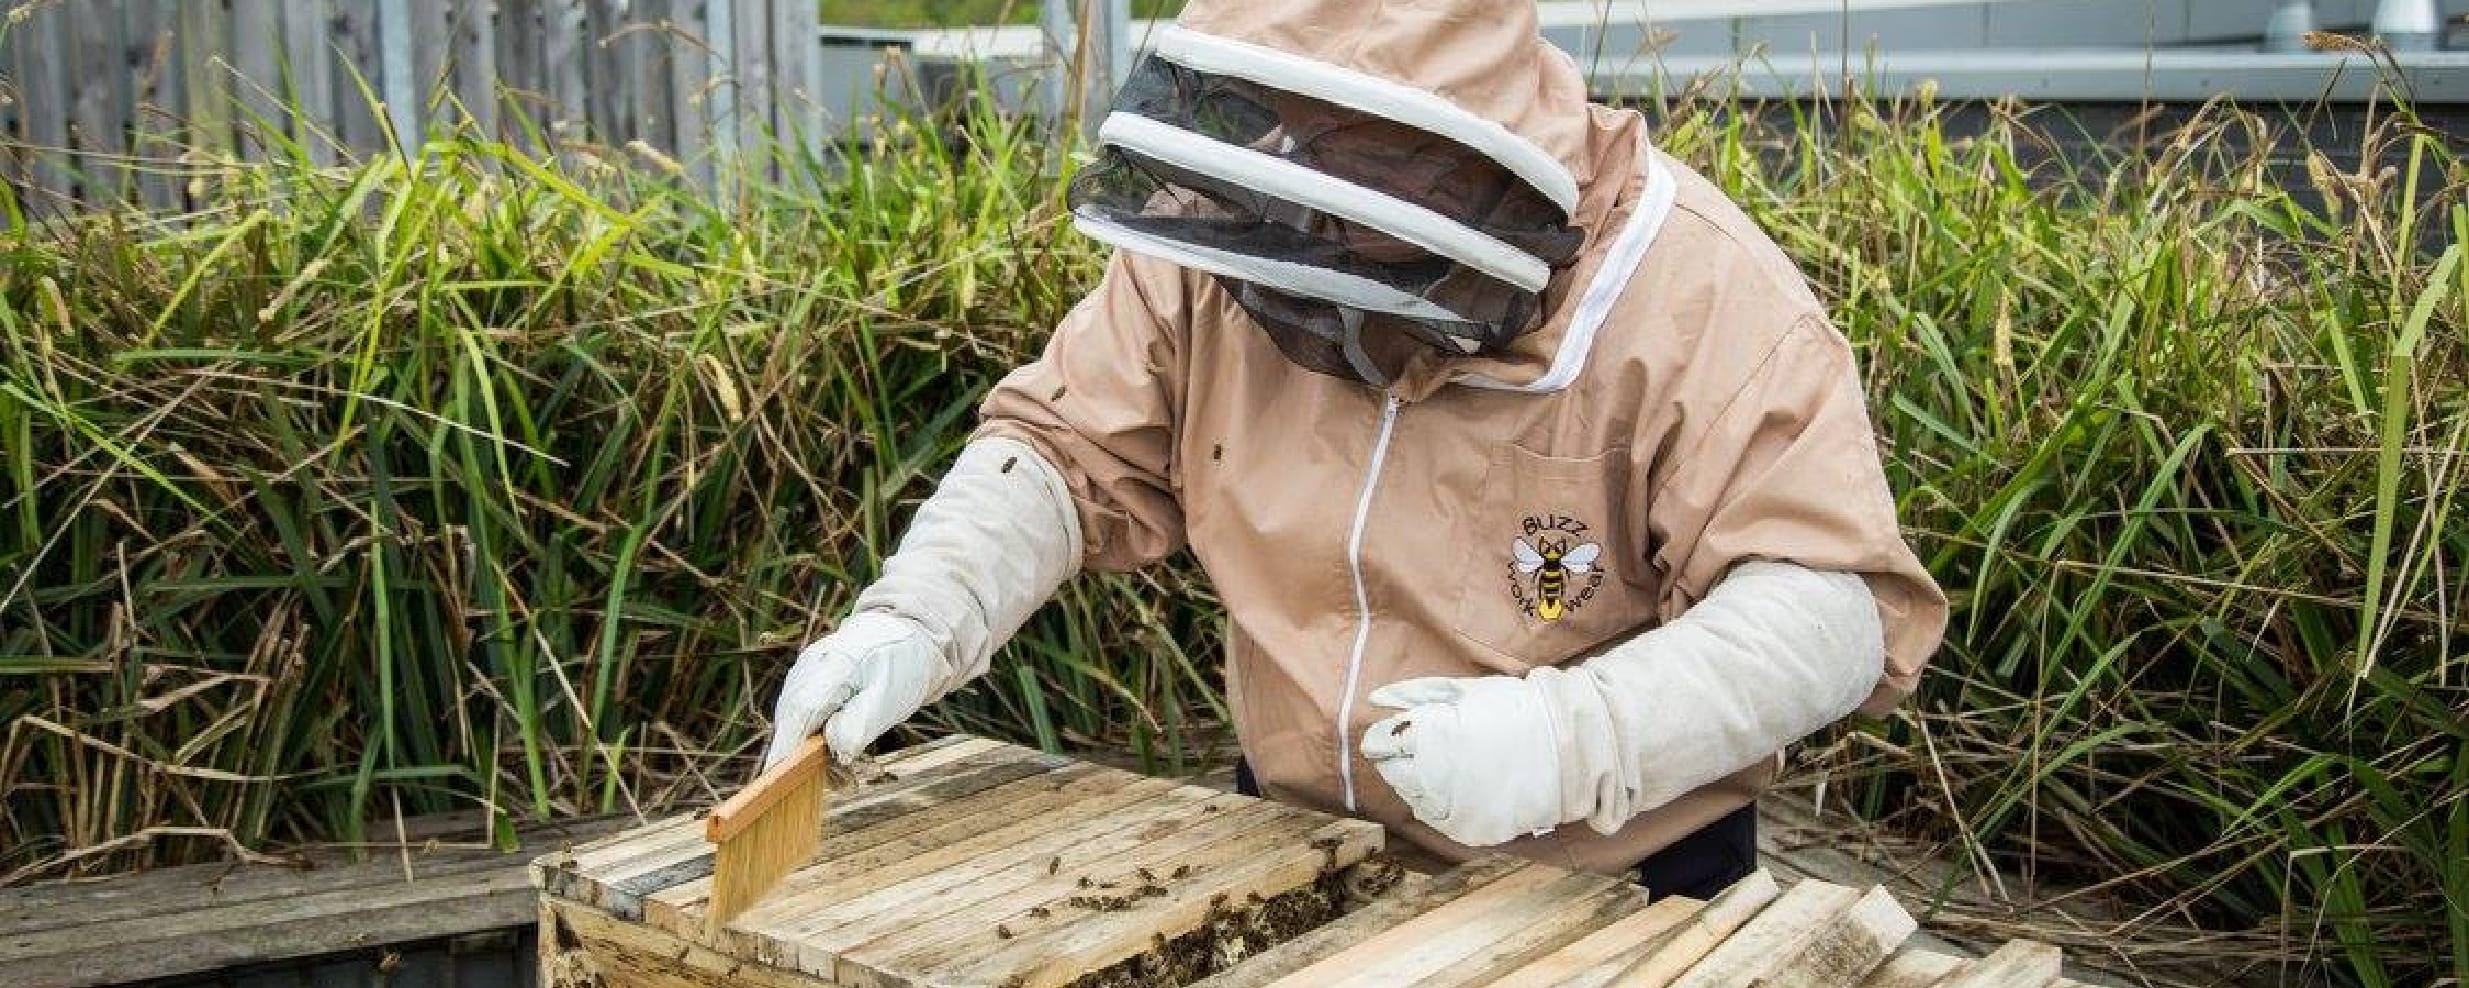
[0,76,2460,988]
[1650,83,2466,987]
[0,104,1224,867]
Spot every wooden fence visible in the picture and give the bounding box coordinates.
[0,0,954,212]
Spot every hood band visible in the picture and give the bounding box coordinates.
[1098,113,1555,292]
[1072,208,1486,325]
[1150,25,1581,219]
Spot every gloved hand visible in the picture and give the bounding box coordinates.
[1360,675,1569,847]
[759,437,1083,768]
[1362,561,1887,846]
[763,612,944,768]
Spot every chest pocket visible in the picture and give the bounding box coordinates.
[1446,443,1656,666]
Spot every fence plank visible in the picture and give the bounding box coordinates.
[453,0,500,140]
[375,0,419,153]
[329,0,385,161]
[120,1,178,209]
[497,0,543,144]
[68,1,132,202]
[585,0,627,144]
[704,0,737,175]
[542,0,588,145]
[732,0,772,165]
[770,0,815,158]
[13,3,74,212]
[228,0,282,162]
[175,0,231,166]
[410,0,454,133]
[664,0,713,184]
[797,1,828,146]
[1,24,18,204]
[756,0,790,169]
[172,0,232,206]
[627,0,676,155]
[800,0,832,152]
[277,0,336,165]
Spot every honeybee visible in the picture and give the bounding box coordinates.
[1513,536,1602,622]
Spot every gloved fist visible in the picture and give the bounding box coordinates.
[1360,675,1569,847]
[763,611,945,769]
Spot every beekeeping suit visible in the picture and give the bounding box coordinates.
[767,0,1948,874]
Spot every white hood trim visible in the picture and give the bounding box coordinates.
[1459,146,1677,395]
[1072,208,1485,325]
[1100,113,1553,292]
[1150,25,1582,220]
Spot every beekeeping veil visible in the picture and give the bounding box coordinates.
[1066,0,1597,386]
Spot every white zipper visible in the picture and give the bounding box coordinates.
[1336,392,1403,811]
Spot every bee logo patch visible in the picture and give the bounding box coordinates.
[1508,514,1605,622]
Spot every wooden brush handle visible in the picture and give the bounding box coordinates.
[707,735,830,842]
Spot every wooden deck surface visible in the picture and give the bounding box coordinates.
[0,815,631,988]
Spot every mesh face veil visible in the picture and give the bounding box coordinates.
[1068,54,1585,385]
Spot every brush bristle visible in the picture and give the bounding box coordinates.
[704,763,825,942]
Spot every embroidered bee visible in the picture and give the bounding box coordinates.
[1512,536,1603,622]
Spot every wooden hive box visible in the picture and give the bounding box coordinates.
[537,733,2100,988]
[532,735,1388,988]
[1187,862,2101,988]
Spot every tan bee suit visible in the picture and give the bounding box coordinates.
[977,0,1948,873]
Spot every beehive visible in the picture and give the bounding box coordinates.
[532,735,1388,988]
[534,735,2094,988]
[1184,858,2099,988]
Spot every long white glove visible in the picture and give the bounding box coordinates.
[763,437,1082,768]
[1361,560,1884,846]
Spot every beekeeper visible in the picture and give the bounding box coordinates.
[762,0,1947,896]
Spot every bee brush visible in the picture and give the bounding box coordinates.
[703,735,832,941]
